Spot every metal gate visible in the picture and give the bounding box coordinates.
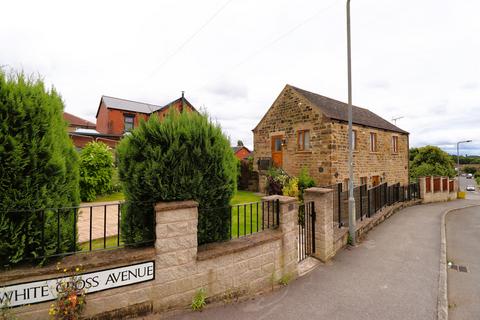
[298,201,316,261]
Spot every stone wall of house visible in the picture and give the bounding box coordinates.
[5,196,298,320]
[253,86,333,188]
[253,86,409,193]
[330,122,409,188]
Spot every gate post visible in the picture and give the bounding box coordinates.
[304,187,334,262]
[262,195,299,278]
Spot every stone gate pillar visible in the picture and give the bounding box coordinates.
[304,188,334,262]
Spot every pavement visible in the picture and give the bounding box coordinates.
[77,201,121,242]
[446,176,480,319]
[149,199,480,320]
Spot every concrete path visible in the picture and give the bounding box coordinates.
[157,200,480,320]
[77,201,121,242]
[446,206,480,319]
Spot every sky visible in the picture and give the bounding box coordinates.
[1,0,479,155]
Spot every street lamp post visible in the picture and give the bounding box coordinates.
[347,0,356,245]
[456,140,472,191]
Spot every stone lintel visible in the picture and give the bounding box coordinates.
[305,187,333,195]
[155,200,199,212]
[262,195,297,204]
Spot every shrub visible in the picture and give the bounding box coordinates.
[191,288,207,311]
[0,71,79,265]
[117,110,237,245]
[297,167,315,200]
[79,142,114,202]
[282,177,299,198]
[266,167,289,195]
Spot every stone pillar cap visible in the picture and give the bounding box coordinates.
[304,187,333,194]
[155,200,199,212]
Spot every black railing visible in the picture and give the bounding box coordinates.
[199,199,280,244]
[298,201,315,262]
[2,201,155,262]
[332,182,420,227]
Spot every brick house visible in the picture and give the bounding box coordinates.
[96,93,196,135]
[232,145,252,160]
[253,85,409,192]
[63,112,119,149]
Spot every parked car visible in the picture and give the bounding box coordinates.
[466,173,473,179]
[466,185,475,191]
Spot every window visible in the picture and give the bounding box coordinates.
[297,130,310,151]
[392,136,398,153]
[124,114,134,132]
[274,137,282,151]
[370,132,377,152]
[351,130,357,151]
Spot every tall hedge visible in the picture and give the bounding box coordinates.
[80,141,114,202]
[117,110,237,245]
[410,145,456,181]
[0,71,80,265]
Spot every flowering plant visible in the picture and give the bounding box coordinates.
[48,264,86,320]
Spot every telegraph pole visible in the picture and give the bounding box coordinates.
[347,0,356,245]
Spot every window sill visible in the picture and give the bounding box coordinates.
[295,150,312,154]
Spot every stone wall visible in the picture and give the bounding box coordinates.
[331,122,409,187]
[253,85,409,192]
[253,86,333,187]
[419,176,457,203]
[4,196,298,319]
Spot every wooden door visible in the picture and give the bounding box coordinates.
[372,175,380,187]
[271,135,283,168]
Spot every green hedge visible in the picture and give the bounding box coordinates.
[0,71,79,265]
[117,110,237,245]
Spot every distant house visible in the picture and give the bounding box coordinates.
[64,112,96,132]
[253,85,409,191]
[96,93,196,135]
[63,112,118,149]
[232,143,252,160]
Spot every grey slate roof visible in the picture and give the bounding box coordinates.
[101,96,163,114]
[289,85,408,134]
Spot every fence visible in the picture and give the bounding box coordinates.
[331,182,420,227]
[199,199,279,243]
[1,201,156,261]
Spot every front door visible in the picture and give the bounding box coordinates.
[271,135,283,168]
[372,175,380,187]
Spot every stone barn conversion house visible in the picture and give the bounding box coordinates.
[253,84,409,192]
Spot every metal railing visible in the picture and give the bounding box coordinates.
[332,182,420,227]
[1,201,155,262]
[199,199,280,244]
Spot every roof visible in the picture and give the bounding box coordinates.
[96,95,198,118]
[232,146,251,154]
[289,85,408,134]
[63,112,96,129]
[98,95,163,116]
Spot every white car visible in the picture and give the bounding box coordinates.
[466,185,475,191]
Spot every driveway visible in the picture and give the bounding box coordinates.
[152,200,480,320]
[446,206,480,319]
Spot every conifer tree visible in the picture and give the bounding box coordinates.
[0,71,80,265]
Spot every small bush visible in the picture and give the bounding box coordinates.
[79,142,114,202]
[298,167,315,200]
[266,167,289,195]
[282,177,299,198]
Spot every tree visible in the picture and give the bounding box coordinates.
[463,166,477,175]
[117,110,237,245]
[237,140,244,147]
[79,142,114,202]
[410,146,455,181]
[0,71,80,265]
